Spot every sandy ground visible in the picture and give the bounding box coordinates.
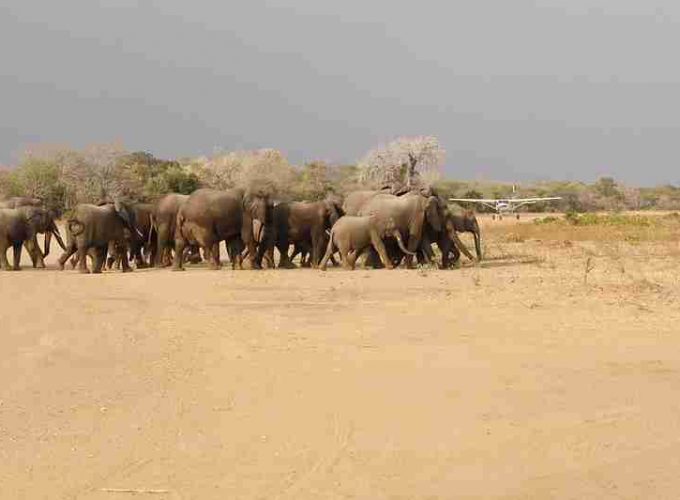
[2,218,680,499]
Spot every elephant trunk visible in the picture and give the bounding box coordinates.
[447,227,475,261]
[43,230,51,258]
[393,230,416,256]
[474,231,482,261]
[51,221,66,251]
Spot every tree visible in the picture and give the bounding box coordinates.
[192,149,294,195]
[60,143,130,204]
[359,136,445,190]
[293,161,332,200]
[594,177,619,198]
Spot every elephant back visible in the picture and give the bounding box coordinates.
[342,190,378,216]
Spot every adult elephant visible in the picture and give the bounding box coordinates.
[128,203,156,267]
[343,190,379,216]
[151,193,190,267]
[0,207,65,270]
[57,201,140,273]
[357,191,443,268]
[0,197,43,209]
[173,187,272,271]
[258,196,343,268]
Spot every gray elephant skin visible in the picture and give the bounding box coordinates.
[152,193,190,267]
[58,201,139,273]
[357,192,443,268]
[319,215,413,270]
[173,188,272,271]
[258,196,343,268]
[0,206,66,270]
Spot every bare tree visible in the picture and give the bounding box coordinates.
[359,136,445,190]
[60,143,130,204]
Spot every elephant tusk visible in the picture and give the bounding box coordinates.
[393,230,416,256]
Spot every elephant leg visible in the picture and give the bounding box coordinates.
[209,242,221,270]
[133,242,146,268]
[369,231,394,270]
[0,244,10,270]
[11,242,22,270]
[173,237,186,271]
[277,241,295,269]
[58,243,77,271]
[76,244,90,273]
[119,244,132,273]
[363,247,383,269]
[92,246,107,274]
[311,231,323,268]
[25,237,45,268]
[265,246,274,269]
[403,235,419,269]
[338,241,354,270]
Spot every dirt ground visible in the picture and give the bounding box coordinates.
[2,215,680,499]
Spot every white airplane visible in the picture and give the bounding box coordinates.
[449,186,561,219]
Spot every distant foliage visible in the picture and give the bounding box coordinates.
[359,136,444,190]
[190,149,294,196]
[1,141,679,214]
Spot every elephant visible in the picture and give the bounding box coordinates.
[57,201,140,273]
[105,203,156,269]
[418,207,478,268]
[342,190,380,216]
[0,207,66,270]
[319,215,414,270]
[151,193,191,267]
[357,191,443,268]
[257,196,343,268]
[446,210,482,265]
[0,197,43,209]
[173,187,272,271]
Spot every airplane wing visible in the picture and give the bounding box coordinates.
[449,198,500,203]
[508,197,562,203]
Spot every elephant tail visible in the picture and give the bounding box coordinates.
[67,218,85,237]
[318,228,335,271]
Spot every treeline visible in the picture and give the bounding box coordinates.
[0,145,361,213]
[1,143,678,213]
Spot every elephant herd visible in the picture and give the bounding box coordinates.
[0,187,483,273]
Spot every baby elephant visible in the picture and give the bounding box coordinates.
[319,215,414,270]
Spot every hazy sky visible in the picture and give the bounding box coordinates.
[1,1,679,185]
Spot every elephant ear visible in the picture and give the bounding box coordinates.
[114,200,134,228]
[425,197,442,232]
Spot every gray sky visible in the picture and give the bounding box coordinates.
[1,0,679,185]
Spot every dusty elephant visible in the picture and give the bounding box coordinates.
[418,207,478,268]
[257,196,343,268]
[173,187,272,271]
[319,215,413,270]
[58,201,141,273]
[357,191,443,268]
[0,207,66,270]
[445,210,482,265]
[151,193,192,267]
